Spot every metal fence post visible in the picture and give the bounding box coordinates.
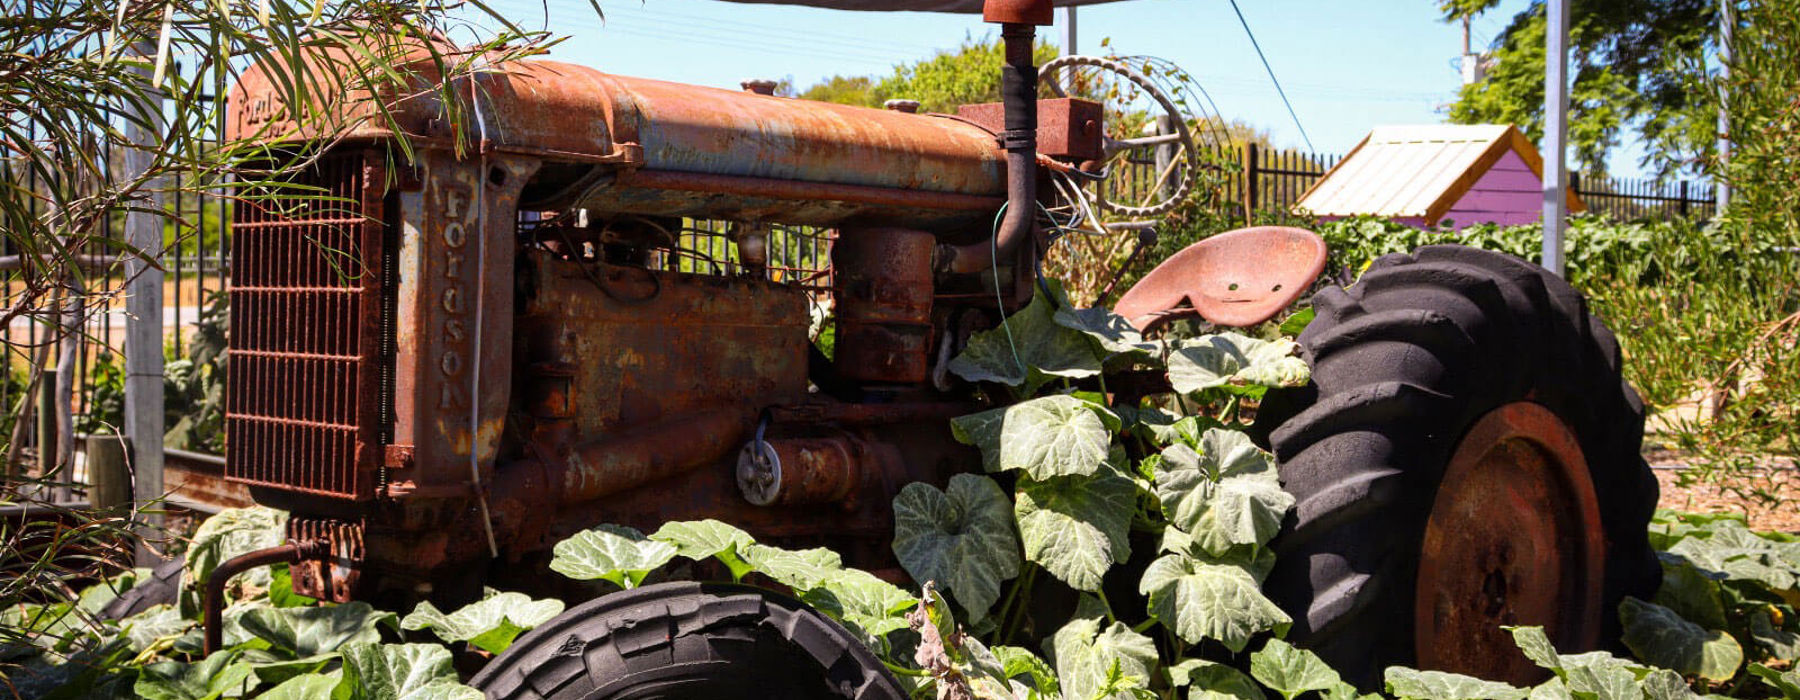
[1243,143,1260,227]
[1541,0,1571,277]
[123,43,167,563]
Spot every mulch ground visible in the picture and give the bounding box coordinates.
[1648,450,1800,533]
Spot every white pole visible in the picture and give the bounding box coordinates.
[124,42,166,564]
[1062,5,1077,56]
[1716,0,1732,212]
[1541,0,1570,276]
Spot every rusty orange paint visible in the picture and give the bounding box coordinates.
[1114,226,1327,330]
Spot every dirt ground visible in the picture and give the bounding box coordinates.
[1648,449,1800,533]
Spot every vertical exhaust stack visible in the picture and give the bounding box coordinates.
[940,0,1054,275]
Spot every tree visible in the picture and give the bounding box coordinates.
[1441,0,1717,177]
[799,36,1058,113]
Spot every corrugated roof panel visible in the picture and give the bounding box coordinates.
[1295,124,1526,222]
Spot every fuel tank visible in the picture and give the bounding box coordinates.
[226,44,1005,228]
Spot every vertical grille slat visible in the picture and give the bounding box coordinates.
[226,151,385,500]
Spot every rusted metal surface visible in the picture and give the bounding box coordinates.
[1113,226,1327,330]
[226,150,386,500]
[834,228,935,383]
[737,435,862,507]
[164,449,254,513]
[204,540,328,654]
[956,97,1105,162]
[604,170,1003,229]
[287,518,367,602]
[1414,402,1605,684]
[982,0,1054,25]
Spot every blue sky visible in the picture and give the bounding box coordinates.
[473,0,1652,173]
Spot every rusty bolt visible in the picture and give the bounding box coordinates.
[884,99,922,113]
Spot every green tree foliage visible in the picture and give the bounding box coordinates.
[1442,0,1717,177]
[798,36,1059,113]
[1711,0,1800,247]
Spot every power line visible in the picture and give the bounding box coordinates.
[1226,0,1315,151]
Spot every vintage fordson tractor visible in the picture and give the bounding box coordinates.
[174,0,1658,696]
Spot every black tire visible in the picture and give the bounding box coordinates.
[99,557,183,619]
[1265,245,1659,685]
[470,581,905,700]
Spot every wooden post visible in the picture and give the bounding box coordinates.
[1679,181,1690,218]
[1243,143,1260,227]
[123,42,166,563]
[1541,0,1571,277]
[1153,114,1176,200]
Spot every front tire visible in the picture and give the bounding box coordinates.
[1265,245,1659,685]
[470,581,905,700]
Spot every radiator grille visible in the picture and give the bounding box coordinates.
[226,151,386,500]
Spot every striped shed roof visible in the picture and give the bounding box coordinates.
[1294,124,1583,223]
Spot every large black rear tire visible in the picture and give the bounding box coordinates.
[1265,245,1659,685]
[470,581,905,700]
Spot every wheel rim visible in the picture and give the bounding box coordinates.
[1414,402,1606,683]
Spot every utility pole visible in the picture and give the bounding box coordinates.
[1460,16,1485,85]
[1716,0,1732,212]
[1541,0,1570,276]
[124,42,166,564]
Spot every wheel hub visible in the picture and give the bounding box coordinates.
[1414,402,1606,683]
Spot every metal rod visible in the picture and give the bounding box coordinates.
[203,541,326,654]
[1541,0,1570,276]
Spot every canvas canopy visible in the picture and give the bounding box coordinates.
[714,0,1122,12]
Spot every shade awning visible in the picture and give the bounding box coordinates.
[713,0,1123,13]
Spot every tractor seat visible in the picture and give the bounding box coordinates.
[1113,226,1328,331]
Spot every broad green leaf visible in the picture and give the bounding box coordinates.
[1141,552,1291,651]
[1619,597,1742,682]
[1053,304,1148,357]
[1278,308,1316,337]
[1167,334,1309,394]
[1638,669,1696,700]
[339,642,483,700]
[1653,554,1730,630]
[949,285,1103,389]
[1668,524,1799,592]
[1384,667,1527,700]
[239,601,396,659]
[1168,658,1265,700]
[993,645,1059,694]
[259,671,345,700]
[401,591,564,654]
[741,544,844,591]
[1526,680,1572,700]
[548,524,678,589]
[650,519,757,581]
[1508,626,1563,672]
[1015,464,1135,592]
[797,568,916,644]
[951,407,1008,472]
[1155,431,1293,555]
[997,395,1117,479]
[1050,616,1158,700]
[134,649,256,700]
[121,605,195,653]
[1510,627,1650,700]
[1250,638,1343,700]
[892,474,1020,622]
[1749,664,1800,699]
[183,506,288,609]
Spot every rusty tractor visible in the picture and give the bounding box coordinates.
[159,0,1658,695]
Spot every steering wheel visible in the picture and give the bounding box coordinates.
[1039,55,1201,220]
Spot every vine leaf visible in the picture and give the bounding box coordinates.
[183,506,288,609]
[1050,616,1158,700]
[1140,552,1291,651]
[651,519,757,581]
[1749,664,1800,698]
[548,524,678,589]
[953,395,1119,479]
[1053,304,1149,359]
[1155,430,1294,555]
[1618,596,1743,682]
[401,591,565,655]
[257,671,345,700]
[134,649,256,700]
[1167,334,1309,394]
[1169,658,1267,700]
[993,645,1060,695]
[948,284,1103,390]
[892,474,1021,623]
[1383,668,1527,700]
[741,544,844,591]
[1015,464,1135,592]
[1250,638,1350,700]
[238,601,397,659]
[338,642,482,700]
[797,568,917,645]
[1508,626,1650,700]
